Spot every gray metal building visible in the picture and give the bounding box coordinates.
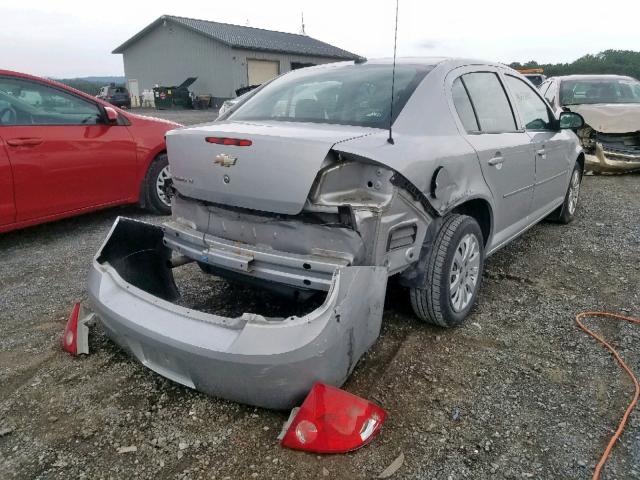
[112,15,360,104]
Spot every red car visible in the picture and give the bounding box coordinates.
[0,70,181,233]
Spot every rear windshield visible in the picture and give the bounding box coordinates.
[560,78,640,105]
[230,64,433,128]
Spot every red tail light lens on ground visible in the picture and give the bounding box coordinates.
[62,303,81,355]
[205,137,252,146]
[280,383,386,453]
[62,303,93,356]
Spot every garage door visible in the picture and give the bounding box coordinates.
[247,60,279,85]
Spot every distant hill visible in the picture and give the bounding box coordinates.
[53,76,126,96]
[510,50,640,80]
[53,76,125,84]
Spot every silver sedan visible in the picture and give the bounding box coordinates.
[87,58,585,408]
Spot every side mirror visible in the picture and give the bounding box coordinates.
[104,106,119,124]
[559,111,584,130]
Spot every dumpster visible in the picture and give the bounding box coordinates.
[153,77,197,109]
[153,87,173,109]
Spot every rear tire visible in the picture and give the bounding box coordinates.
[410,214,484,327]
[145,154,172,215]
[547,162,582,224]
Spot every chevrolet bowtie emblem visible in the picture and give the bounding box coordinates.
[214,153,238,167]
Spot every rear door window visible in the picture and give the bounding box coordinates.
[504,75,552,130]
[460,72,517,133]
[451,77,479,132]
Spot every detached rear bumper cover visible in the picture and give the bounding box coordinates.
[87,217,387,409]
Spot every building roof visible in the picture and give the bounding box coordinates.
[113,15,360,60]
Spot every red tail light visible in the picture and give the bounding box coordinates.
[62,303,81,355]
[62,303,92,356]
[280,383,386,453]
[205,137,252,146]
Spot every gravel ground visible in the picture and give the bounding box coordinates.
[1,110,639,479]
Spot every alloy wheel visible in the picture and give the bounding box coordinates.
[450,233,481,312]
[568,169,581,215]
[156,165,171,207]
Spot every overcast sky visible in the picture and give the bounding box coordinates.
[2,0,639,78]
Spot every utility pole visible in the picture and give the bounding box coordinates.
[300,12,306,35]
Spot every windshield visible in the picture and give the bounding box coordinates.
[229,64,433,128]
[524,74,545,86]
[560,78,640,105]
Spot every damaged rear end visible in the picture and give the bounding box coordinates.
[165,121,433,296]
[87,123,433,408]
[86,120,436,409]
[86,62,437,408]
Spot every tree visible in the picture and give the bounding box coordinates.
[511,50,640,79]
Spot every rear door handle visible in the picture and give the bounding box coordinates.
[488,155,504,166]
[536,149,547,160]
[6,137,43,147]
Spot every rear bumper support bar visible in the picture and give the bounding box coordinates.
[163,220,351,291]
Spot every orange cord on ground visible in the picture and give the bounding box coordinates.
[575,312,640,480]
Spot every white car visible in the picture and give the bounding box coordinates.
[540,74,640,173]
[217,89,256,117]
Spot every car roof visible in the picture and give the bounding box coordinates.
[555,74,637,81]
[357,57,449,66]
[298,57,515,74]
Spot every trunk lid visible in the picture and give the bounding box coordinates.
[166,121,375,214]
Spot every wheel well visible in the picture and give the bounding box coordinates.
[452,199,492,246]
